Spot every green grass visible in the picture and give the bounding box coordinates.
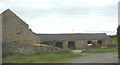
[82,47,117,54]
[3,51,82,63]
[112,38,117,44]
[3,47,117,63]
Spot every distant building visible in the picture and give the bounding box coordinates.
[37,33,111,49]
[0,9,112,50]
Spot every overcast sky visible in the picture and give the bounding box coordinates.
[0,0,119,35]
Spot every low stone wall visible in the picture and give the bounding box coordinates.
[2,43,62,56]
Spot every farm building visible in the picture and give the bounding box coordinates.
[0,9,112,50]
[38,33,112,49]
[1,9,40,44]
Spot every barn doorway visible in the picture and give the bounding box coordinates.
[87,40,93,47]
[87,41,92,44]
[68,41,75,49]
[55,42,63,49]
[98,40,102,45]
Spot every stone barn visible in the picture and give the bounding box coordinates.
[0,9,112,51]
[38,33,111,50]
[1,9,40,44]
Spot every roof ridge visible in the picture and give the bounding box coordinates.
[37,33,106,35]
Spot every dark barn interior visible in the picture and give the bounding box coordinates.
[55,42,63,49]
[68,41,75,49]
[87,41,92,44]
[98,40,102,45]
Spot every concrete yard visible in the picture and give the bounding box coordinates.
[68,52,118,63]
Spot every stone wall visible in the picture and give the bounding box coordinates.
[98,39,112,45]
[54,40,88,50]
[104,39,112,44]
[2,9,40,44]
[2,43,62,56]
[63,41,68,50]
[45,39,111,50]
[75,40,87,49]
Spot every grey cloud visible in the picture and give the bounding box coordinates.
[0,0,118,35]
[1,0,118,19]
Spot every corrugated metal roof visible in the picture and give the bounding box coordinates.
[37,33,110,42]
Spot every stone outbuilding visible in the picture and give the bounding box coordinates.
[38,33,112,50]
[1,9,40,44]
[0,9,112,51]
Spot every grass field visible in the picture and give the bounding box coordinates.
[3,51,82,63]
[112,38,117,44]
